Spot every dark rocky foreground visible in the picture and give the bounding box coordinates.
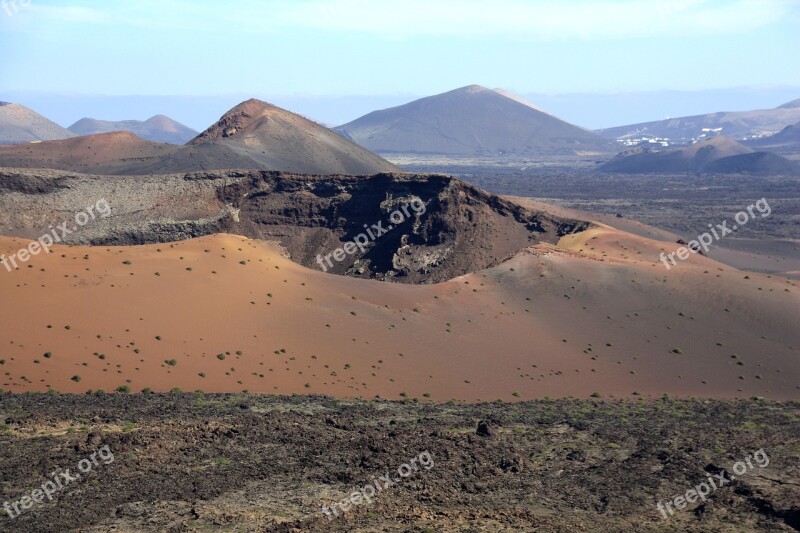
[0,394,798,532]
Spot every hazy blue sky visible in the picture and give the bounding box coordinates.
[1,0,799,128]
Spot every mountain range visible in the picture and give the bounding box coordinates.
[0,99,399,175]
[3,90,800,177]
[596,99,800,144]
[68,115,198,144]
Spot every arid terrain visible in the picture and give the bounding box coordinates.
[0,169,798,401]
[399,159,800,278]
[1,157,798,533]
[3,2,800,531]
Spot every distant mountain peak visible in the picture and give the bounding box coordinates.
[336,86,615,156]
[226,98,275,116]
[67,114,198,145]
[460,84,491,93]
[0,102,75,144]
[185,98,398,174]
[778,98,800,109]
[697,135,750,149]
[190,99,280,144]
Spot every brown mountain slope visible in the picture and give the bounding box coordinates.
[677,135,753,158]
[0,168,797,400]
[0,227,797,400]
[335,85,616,157]
[0,131,175,172]
[0,102,75,145]
[185,99,399,175]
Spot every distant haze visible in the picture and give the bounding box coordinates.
[2,87,799,133]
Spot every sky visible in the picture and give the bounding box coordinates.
[1,0,799,129]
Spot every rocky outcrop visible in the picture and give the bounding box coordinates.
[0,169,591,284]
[215,172,591,283]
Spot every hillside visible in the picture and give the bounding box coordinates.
[597,99,800,144]
[68,115,199,144]
[746,120,800,153]
[0,100,400,175]
[0,131,175,172]
[186,99,400,175]
[0,168,797,401]
[778,98,800,109]
[598,136,799,174]
[336,85,616,157]
[0,102,75,145]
